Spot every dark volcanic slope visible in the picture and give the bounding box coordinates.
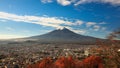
[28,28,98,44]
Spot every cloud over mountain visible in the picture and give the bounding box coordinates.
[0,11,106,35]
[0,12,73,29]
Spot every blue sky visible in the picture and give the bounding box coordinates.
[0,0,120,39]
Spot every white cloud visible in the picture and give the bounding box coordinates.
[101,0,120,5]
[86,22,96,27]
[74,0,120,6]
[41,0,53,3]
[0,34,26,39]
[99,22,107,24]
[40,0,120,6]
[93,25,100,31]
[73,29,86,34]
[0,11,107,36]
[64,26,86,34]
[0,11,74,29]
[57,0,72,6]
[74,20,84,25]
[86,22,107,31]
[0,11,87,35]
[74,0,87,6]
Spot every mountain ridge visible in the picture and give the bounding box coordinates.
[26,28,99,44]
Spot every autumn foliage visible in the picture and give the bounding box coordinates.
[27,56,104,68]
[83,56,104,68]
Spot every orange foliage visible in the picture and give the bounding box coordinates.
[55,56,76,68]
[27,56,104,68]
[83,56,104,68]
[39,57,53,68]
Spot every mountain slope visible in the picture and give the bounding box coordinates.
[28,28,98,44]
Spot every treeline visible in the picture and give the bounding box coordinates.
[27,56,104,68]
